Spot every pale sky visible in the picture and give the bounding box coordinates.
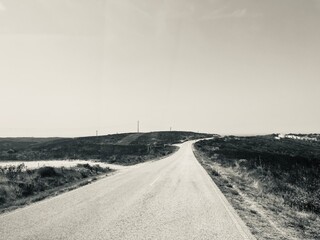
[0,0,320,137]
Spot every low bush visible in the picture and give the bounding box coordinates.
[211,169,220,176]
[37,167,60,178]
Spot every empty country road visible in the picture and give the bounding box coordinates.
[0,141,255,240]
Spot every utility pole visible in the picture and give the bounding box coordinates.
[137,121,140,133]
[170,127,172,131]
[96,130,98,136]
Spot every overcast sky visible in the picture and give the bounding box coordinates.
[0,0,320,137]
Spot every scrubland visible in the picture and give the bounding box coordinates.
[0,164,112,213]
[0,131,210,212]
[194,135,320,240]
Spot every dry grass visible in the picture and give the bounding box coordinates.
[194,148,320,240]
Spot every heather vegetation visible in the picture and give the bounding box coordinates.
[194,135,320,239]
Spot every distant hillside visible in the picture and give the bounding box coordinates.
[0,137,64,152]
[0,131,212,164]
[130,131,212,145]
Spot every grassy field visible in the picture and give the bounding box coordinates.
[194,135,320,240]
[0,164,112,213]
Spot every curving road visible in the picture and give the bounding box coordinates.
[0,141,255,240]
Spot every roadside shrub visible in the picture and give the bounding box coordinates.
[37,167,60,178]
[20,182,36,197]
[0,185,9,203]
[0,184,16,204]
[211,169,220,176]
[78,163,93,171]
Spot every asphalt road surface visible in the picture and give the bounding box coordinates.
[0,141,255,240]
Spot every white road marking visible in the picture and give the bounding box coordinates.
[149,175,161,186]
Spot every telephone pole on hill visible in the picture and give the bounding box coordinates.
[137,121,140,133]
